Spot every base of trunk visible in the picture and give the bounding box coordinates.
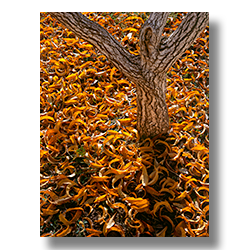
[136,83,169,139]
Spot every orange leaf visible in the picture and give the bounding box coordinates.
[118,118,132,125]
[152,200,173,216]
[66,73,78,81]
[94,194,108,203]
[59,213,71,226]
[90,176,110,184]
[148,164,159,186]
[123,197,149,212]
[41,208,59,216]
[85,228,102,236]
[56,226,72,237]
[145,186,164,196]
[110,67,117,81]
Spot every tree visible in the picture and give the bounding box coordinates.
[48,12,209,139]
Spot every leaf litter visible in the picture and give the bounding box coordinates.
[40,12,209,237]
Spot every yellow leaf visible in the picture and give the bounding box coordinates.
[40,150,48,158]
[121,130,133,138]
[66,73,78,81]
[184,78,193,82]
[110,67,117,81]
[129,50,139,55]
[86,68,97,75]
[78,44,93,50]
[124,16,144,22]
[118,118,132,125]
[174,191,187,201]
[46,145,60,153]
[103,134,115,145]
[183,122,194,131]
[191,144,208,151]
[122,27,138,33]
[79,61,93,69]
[40,115,55,122]
[79,70,86,79]
[58,58,67,64]
[64,99,78,105]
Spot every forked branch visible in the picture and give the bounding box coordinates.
[158,12,209,73]
[48,12,209,85]
[139,12,169,63]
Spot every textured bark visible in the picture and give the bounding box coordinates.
[48,12,142,83]
[136,73,169,138]
[158,12,209,73]
[48,12,209,138]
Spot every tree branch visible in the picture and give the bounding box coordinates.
[48,12,142,83]
[139,12,169,64]
[157,12,209,73]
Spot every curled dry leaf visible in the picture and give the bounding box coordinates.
[152,200,173,216]
[103,212,117,236]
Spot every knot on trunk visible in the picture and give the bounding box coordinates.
[139,26,158,64]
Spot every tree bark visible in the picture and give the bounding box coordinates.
[47,12,209,139]
[136,73,169,138]
[48,12,142,83]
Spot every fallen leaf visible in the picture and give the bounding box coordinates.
[40,115,55,122]
[55,225,72,237]
[152,200,173,216]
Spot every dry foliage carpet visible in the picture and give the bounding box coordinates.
[40,12,209,237]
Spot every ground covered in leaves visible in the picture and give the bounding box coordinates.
[40,12,209,237]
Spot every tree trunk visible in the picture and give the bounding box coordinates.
[47,12,209,139]
[136,74,169,138]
